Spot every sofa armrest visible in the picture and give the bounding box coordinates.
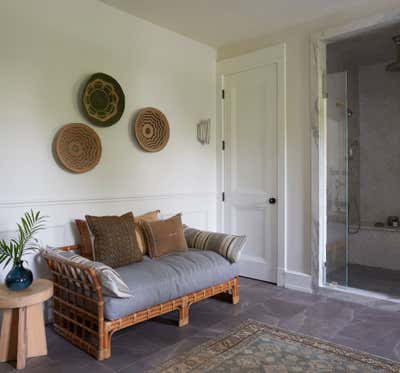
[42,250,105,354]
[183,227,247,263]
[57,244,81,252]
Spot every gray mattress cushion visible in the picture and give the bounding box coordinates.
[103,249,239,320]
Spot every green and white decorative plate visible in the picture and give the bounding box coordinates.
[81,72,125,127]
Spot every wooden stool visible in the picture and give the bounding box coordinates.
[0,279,53,369]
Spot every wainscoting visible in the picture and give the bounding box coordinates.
[0,192,217,282]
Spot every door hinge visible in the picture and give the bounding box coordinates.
[222,140,225,150]
[222,89,225,99]
[222,192,225,202]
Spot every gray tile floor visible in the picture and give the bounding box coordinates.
[328,263,400,298]
[2,277,400,372]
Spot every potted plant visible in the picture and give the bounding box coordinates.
[0,210,46,290]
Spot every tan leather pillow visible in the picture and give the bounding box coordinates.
[75,219,94,260]
[86,212,142,268]
[142,214,188,258]
[134,210,160,255]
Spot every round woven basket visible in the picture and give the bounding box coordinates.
[54,123,102,173]
[134,107,170,152]
[81,72,125,127]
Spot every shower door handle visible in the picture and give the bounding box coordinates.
[268,198,276,204]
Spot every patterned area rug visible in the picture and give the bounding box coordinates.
[155,320,400,372]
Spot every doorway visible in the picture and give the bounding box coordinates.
[311,12,400,301]
[217,45,286,283]
[325,24,400,297]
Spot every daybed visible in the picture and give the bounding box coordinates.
[43,225,243,360]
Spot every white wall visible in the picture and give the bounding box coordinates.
[218,0,400,276]
[0,0,217,281]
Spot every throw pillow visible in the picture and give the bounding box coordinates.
[86,212,142,268]
[43,248,132,298]
[134,210,160,255]
[142,213,187,258]
[183,226,247,263]
[75,219,94,260]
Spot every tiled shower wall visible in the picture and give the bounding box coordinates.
[326,59,400,272]
[359,62,400,226]
[327,30,400,272]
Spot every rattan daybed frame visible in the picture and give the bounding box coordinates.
[43,245,240,360]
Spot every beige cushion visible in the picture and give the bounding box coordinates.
[86,212,142,268]
[134,210,160,255]
[142,214,188,258]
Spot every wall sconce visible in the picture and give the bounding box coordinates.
[197,119,210,145]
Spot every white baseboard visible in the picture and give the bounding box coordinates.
[278,268,312,293]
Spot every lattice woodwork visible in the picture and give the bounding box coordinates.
[43,246,239,360]
[134,107,170,152]
[54,123,102,173]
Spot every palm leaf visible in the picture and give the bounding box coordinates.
[0,210,46,268]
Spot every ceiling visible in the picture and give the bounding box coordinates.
[100,0,374,48]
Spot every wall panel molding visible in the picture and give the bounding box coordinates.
[0,192,217,208]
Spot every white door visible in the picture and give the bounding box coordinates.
[223,62,280,283]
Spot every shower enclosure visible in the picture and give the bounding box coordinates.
[325,71,350,287]
[325,28,400,297]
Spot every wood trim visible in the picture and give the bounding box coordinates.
[43,251,239,360]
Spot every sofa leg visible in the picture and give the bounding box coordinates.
[231,277,240,304]
[98,331,113,360]
[178,298,189,327]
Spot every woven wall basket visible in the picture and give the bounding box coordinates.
[54,123,102,173]
[81,72,125,127]
[134,107,170,152]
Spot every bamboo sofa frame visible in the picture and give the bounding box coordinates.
[43,245,240,360]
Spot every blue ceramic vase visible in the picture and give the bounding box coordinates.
[5,261,33,291]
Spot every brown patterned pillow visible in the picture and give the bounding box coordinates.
[142,214,188,258]
[86,212,142,268]
[134,210,160,255]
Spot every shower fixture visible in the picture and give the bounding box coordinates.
[386,34,400,72]
[347,108,353,118]
[336,102,353,117]
[348,139,359,160]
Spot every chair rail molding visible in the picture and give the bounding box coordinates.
[0,192,217,208]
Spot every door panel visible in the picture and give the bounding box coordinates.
[325,72,348,286]
[224,63,278,282]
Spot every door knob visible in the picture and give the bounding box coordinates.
[269,198,276,204]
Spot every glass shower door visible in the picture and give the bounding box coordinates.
[325,71,349,286]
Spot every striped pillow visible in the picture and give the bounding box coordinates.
[44,248,132,298]
[183,227,247,263]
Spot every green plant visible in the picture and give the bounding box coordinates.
[0,210,46,268]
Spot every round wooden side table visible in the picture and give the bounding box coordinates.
[0,279,53,369]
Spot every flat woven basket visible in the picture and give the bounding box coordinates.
[54,123,102,173]
[81,72,125,127]
[134,107,170,152]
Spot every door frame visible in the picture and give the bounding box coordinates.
[310,10,400,294]
[216,44,287,286]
